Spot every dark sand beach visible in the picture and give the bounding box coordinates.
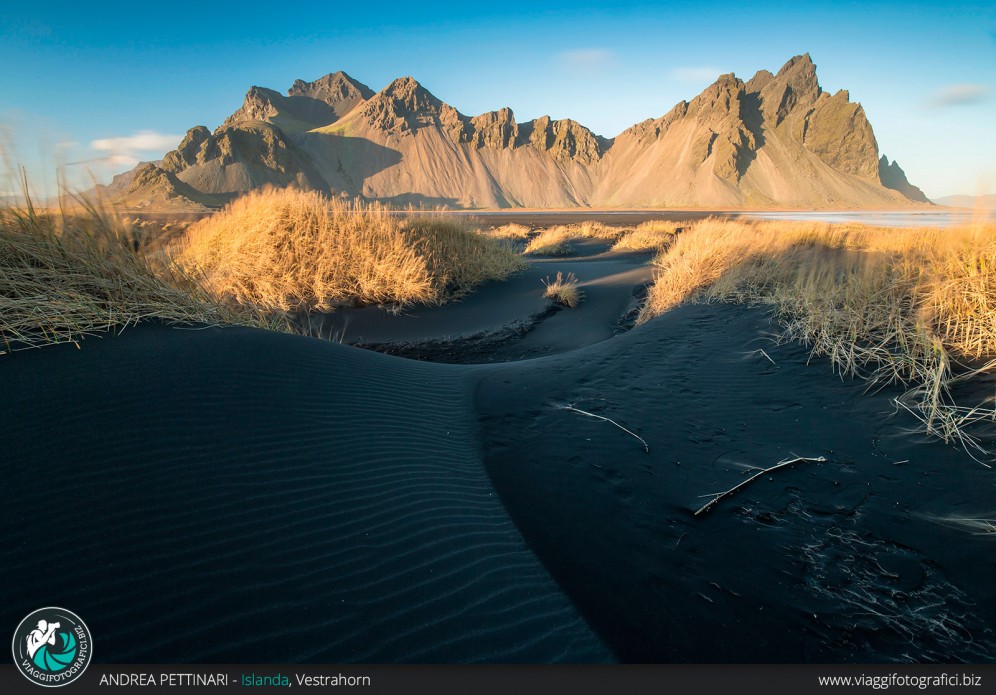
[1,242,993,664]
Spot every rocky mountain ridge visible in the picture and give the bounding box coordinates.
[114,55,929,210]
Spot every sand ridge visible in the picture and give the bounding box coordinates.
[0,326,611,663]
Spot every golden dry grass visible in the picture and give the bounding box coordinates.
[482,223,532,240]
[172,187,526,312]
[1,183,526,352]
[638,218,996,457]
[612,220,683,252]
[0,194,266,354]
[523,221,625,255]
[542,271,582,308]
[523,226,577,256]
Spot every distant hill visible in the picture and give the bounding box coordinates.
[932,194,996,209]
[113,56,931,211]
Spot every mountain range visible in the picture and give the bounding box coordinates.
[106,54,930,211]
[931,194,996,209]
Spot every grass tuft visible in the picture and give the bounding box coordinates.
[612,220,683,252]
[542,271,582,308]
[524,221,625,256]
[482,223,532,240]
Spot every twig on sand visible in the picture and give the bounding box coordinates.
[693,455,827,516]
[556,403,650,453]
[751,348,776,366]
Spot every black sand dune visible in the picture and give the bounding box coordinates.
[0,327,610,663]
[2,242,993,664]
[476,303,995,662]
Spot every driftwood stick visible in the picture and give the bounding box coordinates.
[557,404,650,453]
[694,455,827,516]
[754,348,776,366]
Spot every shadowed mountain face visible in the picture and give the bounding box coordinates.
[879,155,930,203]
[118,56,929,210]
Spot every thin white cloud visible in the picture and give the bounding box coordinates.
[558,49,618,72]
[64,154,141,168]
[89,130,181,165]
[91,130,181,152]
[925,84,992,109]
[104,154,141,167]
[668,66,722,83]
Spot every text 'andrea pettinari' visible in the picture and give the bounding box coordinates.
[97,672,374,687]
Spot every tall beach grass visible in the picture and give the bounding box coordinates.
[173,188,526,313]
[639,218,996,457]
[0,186,264,354]
[611,220,682,252]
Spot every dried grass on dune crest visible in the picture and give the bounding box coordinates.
[523,221,624,255]
[639,218,996,457]
[482,223,532,240]
[0,192,265,355]
[173,187,526,312]
[523,219,684,255]
[612,220,683,252]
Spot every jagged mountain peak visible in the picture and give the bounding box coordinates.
[219,87,286,131]
[221,72,375,133]
[378,76,439,106]
[289,71,374,101]
[754,53,822,125]
[519,115,607,165]
[775,53,819,92]
[776,52,815,75]
[469,108,518,149]
[745,69,775,92]
[879,155,930,202]
[688,73,748,115]
[354,77,466,137]
[364,76,448,114]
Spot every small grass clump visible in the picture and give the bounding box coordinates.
[482,223,532,240]
[612,220,683,252]
[173,187,526,313]
[542,271,582,308]
[524,221,626,256]
[638,217,996,457]
[0,191,262,355]
[523,226,577,256]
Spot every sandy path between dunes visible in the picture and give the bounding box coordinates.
[330,244,655,361]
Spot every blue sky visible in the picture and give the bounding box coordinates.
[2,1,993,199]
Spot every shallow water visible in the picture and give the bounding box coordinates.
[741,209,994,228]
[457,208,994,229]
